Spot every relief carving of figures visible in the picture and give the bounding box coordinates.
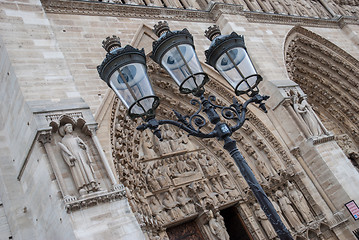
[210,178,227,203]
[253,153,273,181]
[276,190,304,231]
[173,155,196,177]
[198,151,220,176]
[220,175,240,198]
[58,123,100,196]
[162,192,185,220]
[253,203,277,239]
[143,0,163,6]
[291,91,329,137]
[139,130,157,160]
[207,211,230,240]
[175,188,195,215]
[149,196,170,224]
[287,182,315,223]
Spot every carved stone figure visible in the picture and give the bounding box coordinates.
[276,190,304,231]
[254,203,277,239]
[139,130,156,159]
[292,92,328,136]
[176,188,195,215]
[149,196,170,224]
[269,196,291,230]
[58,123,100,196]
[248,0,263,11]
[162,192,185,220]
[207,211,230,240]
[220,175,240,198]
[287,182,315,223]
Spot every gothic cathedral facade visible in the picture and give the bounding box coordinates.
[1,0,359,239]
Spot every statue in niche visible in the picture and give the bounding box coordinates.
[253,203,277,239]
[271,0,288,14]
[287,182,315,223]
[220,175,240,198]
[162,192,185,220]
[291,91,329,137]
[175,188,195,215]
[276,190,304,231]
[58,123,100,196]
[207,211,230,240]
[269,196,291,231]
[253,153,272,180]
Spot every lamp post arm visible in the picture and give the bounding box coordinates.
[136,118,218,139]
[230,94,270,133]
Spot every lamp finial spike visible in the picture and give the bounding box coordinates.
[153,21,170,37]
[205,25,221,41]
[102,35,121,53]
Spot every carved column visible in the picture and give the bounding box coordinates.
[87,125,123,191]
[283,99,311,139]
[38,131,75,202]
[290,147,337,212]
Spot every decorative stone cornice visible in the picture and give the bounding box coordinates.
[65,187,126,213]
[40,0,358,27]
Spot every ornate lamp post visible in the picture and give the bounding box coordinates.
[98,22,293,240]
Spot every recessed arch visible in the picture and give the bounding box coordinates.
[284,26,359,158]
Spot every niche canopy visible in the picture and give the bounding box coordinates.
[205,25,262,97]
[97,36,159,120]
[151,21,209,96]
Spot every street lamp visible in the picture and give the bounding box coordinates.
[97,23,293,240]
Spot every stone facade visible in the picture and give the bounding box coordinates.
[0,0,359,239]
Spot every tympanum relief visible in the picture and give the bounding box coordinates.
[110,64,332,239]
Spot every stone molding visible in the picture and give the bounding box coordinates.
[40,0,358,27]
[65,187,126,213]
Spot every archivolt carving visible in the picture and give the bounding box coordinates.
[285,26,359,159]
[109,55,328,238]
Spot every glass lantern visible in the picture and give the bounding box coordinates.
[205,27,262,97]
[98,36,159,120]
[151,21,209,96]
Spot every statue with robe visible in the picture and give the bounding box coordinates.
[58,123,100,196]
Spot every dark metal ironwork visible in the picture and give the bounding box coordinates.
[136,92,293,240]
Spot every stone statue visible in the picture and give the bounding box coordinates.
[287,182,315,223]
[149,196,170,224]
[276,190,304,231]
[58,123,100,196]
[269,196,291,230]
[254,203,277,239]
[291,92,328,136]
[162,192,185,220]
[176,188,195,215]
[208,211,230,240]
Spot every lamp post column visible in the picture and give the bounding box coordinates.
[222,135,293,240]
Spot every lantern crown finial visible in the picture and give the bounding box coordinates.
[153,21,170,37]
[102,35,121,53]
[205,25,221,41]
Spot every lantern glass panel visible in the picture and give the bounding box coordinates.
[161,44,205,91]
[109,63,156,115]
[215,47,257,92]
